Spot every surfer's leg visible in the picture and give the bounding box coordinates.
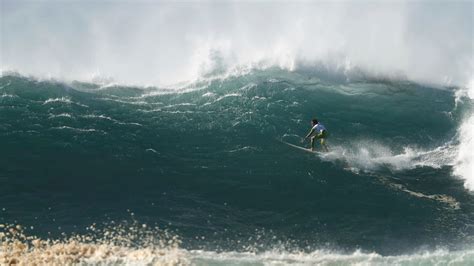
[317,131,329,152]
[320,138,329,152]
[310,136,316,151]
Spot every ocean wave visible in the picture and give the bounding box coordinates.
[1,69,473,261]
[81,114,142,127]
[187,248,474,265]
[0,93,17,99]
[162,103,197,109]
[48,113,73,119]
[202,93,243,106]
[43,97,89,108]
[2,220,473,266]
[3,2,472,88]
[227,146,261,153]
[50,126,106,134]
[454,115,474,191]
[99,97,153,106]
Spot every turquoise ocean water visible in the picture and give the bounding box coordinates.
[1,68,473,264]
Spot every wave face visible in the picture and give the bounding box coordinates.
[1,70,473,264]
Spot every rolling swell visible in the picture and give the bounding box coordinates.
[1,69,473,263]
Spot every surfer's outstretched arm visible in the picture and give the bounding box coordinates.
[301,129,315,143]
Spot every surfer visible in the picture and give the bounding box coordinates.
[302,119,329,152]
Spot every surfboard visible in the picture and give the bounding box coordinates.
[279,140,322,154]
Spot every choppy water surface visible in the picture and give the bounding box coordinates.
[1,69,473,265]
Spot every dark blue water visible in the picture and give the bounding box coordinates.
[1,70,473,263]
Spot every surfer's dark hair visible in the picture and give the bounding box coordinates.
[312,119,318,124]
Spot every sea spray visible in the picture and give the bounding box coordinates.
[0,221,186,265]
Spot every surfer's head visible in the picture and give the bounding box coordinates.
[312,119,318,126]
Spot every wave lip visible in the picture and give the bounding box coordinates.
[453,81,474,191]
[454,115,474,191]
[3,2,473,87]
